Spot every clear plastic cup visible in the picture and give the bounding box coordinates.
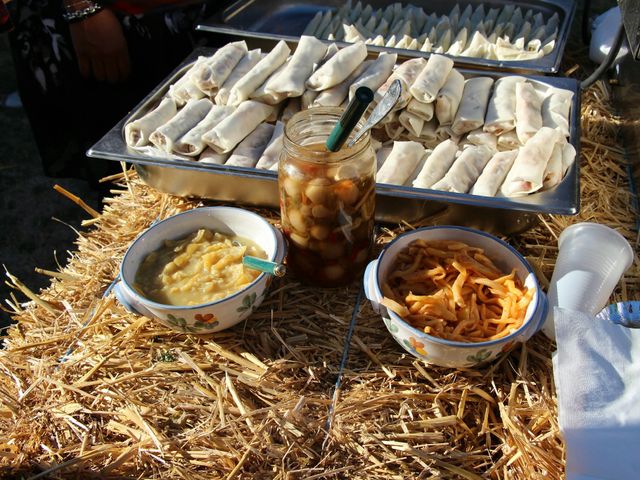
[541,223,635,339]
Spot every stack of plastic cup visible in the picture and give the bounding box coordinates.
[541,222,635,340]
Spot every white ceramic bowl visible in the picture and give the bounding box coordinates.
[364,226,547,368]
[114,207,286,333]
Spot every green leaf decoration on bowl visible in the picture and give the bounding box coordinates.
[466,349,492,365]
[384,318,399,333]
[166,314,187,329]
[236,292,257,313]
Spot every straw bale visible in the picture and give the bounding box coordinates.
[0,75,637,479]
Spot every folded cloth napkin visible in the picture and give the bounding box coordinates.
[553,306,640,480]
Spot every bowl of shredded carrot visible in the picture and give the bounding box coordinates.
[364,226,547,368]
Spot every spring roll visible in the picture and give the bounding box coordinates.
[250,60,290,105]
[125,97,177,147]
[149,98,213,153]
[174,105,234,156]
[376,141,425,185]
[451,77,494,136]
[431,146,493,193]
[497,130,521,150]
[501,126,560,196]
[255,121,285,170]
[202,100,273,154]
[406,98,434,122]
[199,147,231,165]
[412,138,458,189]
[465,128,498,151]
[193,41,248,96]
[542,87,573,138]
[435,68,465,126]
[314,61,372,107]
[168,57,208,107]
[349,52,397,100]
[410,54,454,103]
[541,142,564,191]
[514,81,543,144]
[483,76,526,135]
[265,36,328,98]
[224,123,275,168]
[469,149,518,196]
[398,111,424,137]
[215,49,262,106]
[306,41,368,91]
[375,57,427,110]
[301,89,319,110]
[227,41,291,106]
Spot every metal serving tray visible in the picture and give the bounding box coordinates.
[196,0,576,75]
[87,48,581,235]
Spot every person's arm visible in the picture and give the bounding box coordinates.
[63,0,131,83]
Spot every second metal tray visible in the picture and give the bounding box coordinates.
[87,48,581,235]
[196,0,576,74]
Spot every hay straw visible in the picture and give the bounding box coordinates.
[0,73,638,479]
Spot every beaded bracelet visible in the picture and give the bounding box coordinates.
[62,0,103,23]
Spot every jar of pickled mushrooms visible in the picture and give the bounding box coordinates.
[279,108,376,287]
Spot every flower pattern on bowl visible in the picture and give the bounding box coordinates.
[403,337,428,356]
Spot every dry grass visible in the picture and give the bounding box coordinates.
[0,81,637,479]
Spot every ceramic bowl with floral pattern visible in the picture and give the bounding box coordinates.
[363,226,548,368]
[114,207,286,333]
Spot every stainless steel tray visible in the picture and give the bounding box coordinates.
[87,48,581,235]
[196,0,576,74]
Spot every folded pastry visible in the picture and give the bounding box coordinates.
[125,97,177,147]
[542,87,573,138]
[265,35,328,98]
[515,81,543,144]
[376,141,425,185]
[435,68,464,126]
[193,41,248,96]
[306,41,368,91]
[431,145,493,193]
[484,76,525,135]
[410,54,454,103]
[469,149,518,196]
[375,57,427,110]
[168,57,208,107]
[227,40,290,106]
[255,121,285,170]
[225,123,275,168]
[348,52,397,100]
[149,98,213,153]
[451,77,494,136]
[501,126,560,196]
[202,100,274,154]
[314,61,372,107]
[412,139,458,189]
[215,49,262,106]
[174,105,234,156]
[406,98,434,122]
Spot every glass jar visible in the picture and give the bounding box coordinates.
[278,107,376,287]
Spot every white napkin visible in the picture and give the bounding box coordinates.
[553,307,640,480]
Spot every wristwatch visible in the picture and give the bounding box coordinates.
[62,0,103,23]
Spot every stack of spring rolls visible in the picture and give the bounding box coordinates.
[303,1,560,61]
[124,39,575,198]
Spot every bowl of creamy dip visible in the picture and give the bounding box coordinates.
[114,206,286,333]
